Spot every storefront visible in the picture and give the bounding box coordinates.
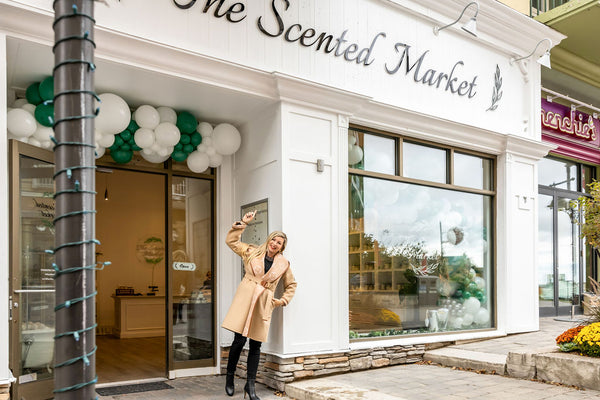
[537,88,600,316]
[1,0,563,398]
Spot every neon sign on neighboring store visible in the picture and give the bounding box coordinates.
[541,98,598,141]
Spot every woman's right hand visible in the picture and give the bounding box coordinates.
[242,210,256,224]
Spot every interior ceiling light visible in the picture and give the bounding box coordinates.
[510,38,552,69]
[433,1,479,37]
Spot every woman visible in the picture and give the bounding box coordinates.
[223,210,297,400]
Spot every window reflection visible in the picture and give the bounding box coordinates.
[454,153,492,190]
[349,175,493,338]
[538,158,577,190]
[402,142,447,184]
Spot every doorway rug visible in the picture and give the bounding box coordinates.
[96,381,173,396]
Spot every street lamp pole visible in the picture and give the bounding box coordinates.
[52,1,97,398]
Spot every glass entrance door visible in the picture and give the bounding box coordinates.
[9,141,55,400]
[169,176,215,370]
[538,189,584,316]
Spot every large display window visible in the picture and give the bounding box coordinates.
[348,127,495,338]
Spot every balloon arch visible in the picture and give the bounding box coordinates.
[6,76,242,173]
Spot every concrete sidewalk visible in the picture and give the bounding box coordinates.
[98,317,600,399]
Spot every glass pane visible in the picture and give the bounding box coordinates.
[582,165,594,194]
[538,194,554,308]
[538,158,577,190]
[18,155,55,380]
[349,130,396,175]
[172,177,214,362]
[557,197,580,307]
[454,153,492,190]
[348,175,493,338]
[402,142,447,183]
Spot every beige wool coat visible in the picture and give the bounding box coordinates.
[222,224,297,343]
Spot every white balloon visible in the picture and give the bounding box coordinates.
[462,313,474,326]
[134,105,160,129]
[28,138,42,148]
[98,133,116,148]
[202,136,213,147]
[197,121,213,137]
[141,152,170,163]
[463,297,481,315]
[205,146,216,156]
[157,147,170,157]
[157,106,177,124]
[187,151,210,173]
[451,317,464,329]
[141,148,153,155]
[212,123,241,155]
[348,134,357,146]
[134,128,155,149]
[95,146,106,159]
[151,143,162,153]
[41,140,52,149]
[348,145,363,165]
[474,308,490,325]
[197,143,207,153]
[96,93,131,135]
[33,125,53,142]
[474,277,486,290]
[21,103,36,115]
[208,153,223,168]
[7,108,37,138]
[154,122,181,147]
[12,98,28,108]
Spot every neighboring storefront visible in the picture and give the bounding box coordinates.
[1,0,563,398]
[529,0,600,317]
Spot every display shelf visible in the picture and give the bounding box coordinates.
[348,218,414,293]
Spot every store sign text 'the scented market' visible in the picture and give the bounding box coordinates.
[172,0,480,100]
[541,99,599,141]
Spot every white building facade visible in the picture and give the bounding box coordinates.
[0,0,563,398]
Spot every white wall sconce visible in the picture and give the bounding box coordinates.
[433,1,479,37]
[510,38,552,69]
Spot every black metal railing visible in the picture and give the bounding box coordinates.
[530,0,571,16]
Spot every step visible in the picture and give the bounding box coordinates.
[285,379,405,400]
[424,347,507,374]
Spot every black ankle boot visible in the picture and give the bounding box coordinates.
[243,378,260,400]
[225,372,235,396]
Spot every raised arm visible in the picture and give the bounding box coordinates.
[225,210,257,257]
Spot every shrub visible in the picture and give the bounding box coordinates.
[574,322,600,357]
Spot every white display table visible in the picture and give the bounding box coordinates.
[113,295,165,338]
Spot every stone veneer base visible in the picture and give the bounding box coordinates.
[221,344,425,391]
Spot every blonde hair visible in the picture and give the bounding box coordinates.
[243,231,287,264]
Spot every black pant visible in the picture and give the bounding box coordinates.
[226,333,262,379]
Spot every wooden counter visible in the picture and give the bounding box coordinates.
[113,295,165,338]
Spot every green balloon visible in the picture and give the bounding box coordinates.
[174,143,183,151]
[183,144,194,154]
[462,291,472,299]
[131,144,142,151]
[39,76,54,101]
[109,142,120,151]
[454,289,463,299]
[176,111,198,134]
[120,130,132,142]
[34,103,54,127]
[111,150,133,164]
[190,132,202,146]
[26,82,43,105]
[127,119,139,132]
[120,143,131,151]
[114,136,124,148]
[180,134,191,145]
[171,151,188,162]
